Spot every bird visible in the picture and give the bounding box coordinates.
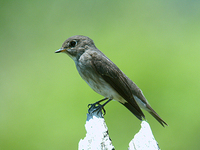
[55,35,168,127]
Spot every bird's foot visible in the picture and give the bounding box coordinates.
[87,97,108,108]
[88,102,106,115]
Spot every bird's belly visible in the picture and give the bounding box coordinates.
[85,77,126,103]
[76,60,126,103]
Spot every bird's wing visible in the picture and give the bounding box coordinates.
[91,52,145,120]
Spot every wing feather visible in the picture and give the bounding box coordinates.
[91,52,145,120]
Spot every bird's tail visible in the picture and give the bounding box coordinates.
[146,104,168,127]
[122,102,145,121]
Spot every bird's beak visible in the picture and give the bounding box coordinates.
[55,48,66,53]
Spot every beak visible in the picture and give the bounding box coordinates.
[55,48,66,53]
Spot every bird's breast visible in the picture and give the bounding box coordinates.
[76,55,126,103]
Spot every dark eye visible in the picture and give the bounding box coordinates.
[69,40,77,47]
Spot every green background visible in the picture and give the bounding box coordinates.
[1,0,200,149]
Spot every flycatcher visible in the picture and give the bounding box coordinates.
[55,35,168,127]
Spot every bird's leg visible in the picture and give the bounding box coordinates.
[88,98,112,115]
[100,98,112,115]
[102,98,112,107]
[88,97,108,108]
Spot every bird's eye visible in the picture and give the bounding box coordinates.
[69,40,77,47]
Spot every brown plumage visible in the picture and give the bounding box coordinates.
[55,35,168,127]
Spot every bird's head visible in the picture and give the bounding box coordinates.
[55,35,96,62]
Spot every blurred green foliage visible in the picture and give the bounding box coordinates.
[1,0,200,149]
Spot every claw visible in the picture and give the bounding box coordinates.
[88,103,105,116]
[102,107,106,115]
[87,98,111,116]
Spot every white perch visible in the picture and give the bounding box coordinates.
[79,105,160,150]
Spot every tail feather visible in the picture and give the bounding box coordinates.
[146,104,168,127]
[120,101,168,127]
[122,102,145,121]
